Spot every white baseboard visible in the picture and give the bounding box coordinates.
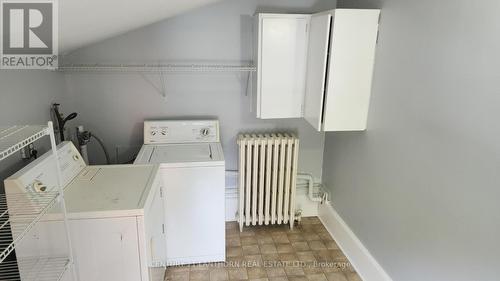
[318,202,393,281]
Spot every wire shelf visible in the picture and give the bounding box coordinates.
[0,256,69,281]
[0,192,60,263]
[0,126,48,162]
[58,63,257,73]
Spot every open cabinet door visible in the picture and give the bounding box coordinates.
[303,12,332,131]
[322,10,380,131]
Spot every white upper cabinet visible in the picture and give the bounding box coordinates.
[254,14,310,119]
[303,13,333,131]
[321,9,380,131]
[254,9,380,131]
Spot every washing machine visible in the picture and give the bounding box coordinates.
[4,142,166,281]
[134,120,225,265]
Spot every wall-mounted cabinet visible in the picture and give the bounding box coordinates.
[254,9,380,131]
[253,13,309,119]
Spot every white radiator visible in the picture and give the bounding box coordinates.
[237,133,299,230]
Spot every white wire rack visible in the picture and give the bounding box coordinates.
[0,192,60,263]
[0,256,69,281]
[0,126,48,162]
[0,122,76,281]
[58,63,256,73]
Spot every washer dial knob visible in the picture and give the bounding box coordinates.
[200,128,210,137]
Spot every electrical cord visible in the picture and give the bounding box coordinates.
[91,134,111,165]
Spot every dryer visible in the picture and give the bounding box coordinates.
[135,120,225,265]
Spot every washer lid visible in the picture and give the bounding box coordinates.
[63,165,158,216]
[149,143,223,163]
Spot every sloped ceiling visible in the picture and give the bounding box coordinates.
[59,0,225,53]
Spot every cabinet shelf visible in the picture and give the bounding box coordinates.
[0,192,61,263]
[0,126,49,161]
[0,256,70,281]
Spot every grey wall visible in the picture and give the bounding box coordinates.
[323,0,500,280]
[63,0,336,180]
[0,71,68,191]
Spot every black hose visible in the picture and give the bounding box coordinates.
[91,134,111,165]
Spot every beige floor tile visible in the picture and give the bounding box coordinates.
[256,235,275,245]
[247,267,267,279]
[288,234,305,242]
[296,252,317,262]
[240,229,256,237]
[306,274,327,281]
[324,273,348,281]
[227,247,243,257]
[308,241,327,251]
[243,245,261,255]
[227,268,248,280]
[276,244,294,254]
[265,267,286,277]
[241,236,259,246]
[227,256,245,264]
[291,242,310,252]
[260,244,278,254]
[344,273,361,281]
[284,266,305,277]
[262,254,280,262]
[301,217,321,225]
[272,234,290,244]
[244,255,263,266]
[190,264,212,272]
[269,277,288,281]
[288,277,308,281]
[190,270,210,281]
[278,253,297,262]
[303,265,324,275]
[184,219,360,281]
[318,233,333,242]
[168,266,191,273]
[210,268,229,281]
[227,228,240,237]
[227,237,242,247]
[299,224,317,233]
[226,222,239,230]
[167,271,190,281]
[313,251,332,263]
[324,241,339,250]
[303,233,321,242]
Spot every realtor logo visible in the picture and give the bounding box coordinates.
[1,0,58,69]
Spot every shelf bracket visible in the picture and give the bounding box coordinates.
[140,73,168,100]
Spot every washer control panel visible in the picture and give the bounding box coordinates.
[4,141,86,194]
[144,120,220,144]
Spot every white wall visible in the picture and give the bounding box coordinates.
[63,0,336,180]
[323,0,500,280]
[0,71,68,189]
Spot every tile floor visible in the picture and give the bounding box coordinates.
[164,217,361,281]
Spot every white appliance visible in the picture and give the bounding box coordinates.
[4,142,166,281]
[135,120,225,265]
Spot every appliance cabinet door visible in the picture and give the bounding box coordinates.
[255,14,309,119]
[145,184,167,265]
[303,12,332,131]
[70,217,142,281]
[323,9,380,131]
[162,166,225,264]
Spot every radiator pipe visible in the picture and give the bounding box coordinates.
[226,170,323,203]
[297,173,323,202]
